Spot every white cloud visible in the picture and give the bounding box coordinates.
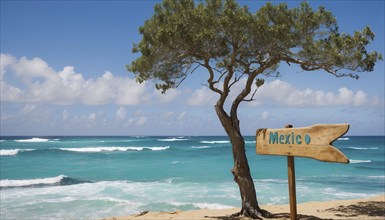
[0,54,155,105]
[0,53,17,80]
[249,79,375,107]
[116,107,126,120]
[1,83,21,99]
[353,90,367,106]
[185,78,381,110]
[187,87,217,106]
[88,113,96,121]
[62,110,69,120]
[178,111,186,120]
[259,111,270,121]
[12,56,56,81]
[136,116,147,126]
[20,104,36,114]
[186,79,376,108]
[163,111,174,118]
[153,88,181,104]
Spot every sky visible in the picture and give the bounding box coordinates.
[0,0,384,136]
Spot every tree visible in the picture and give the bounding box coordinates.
[128,0,382,218]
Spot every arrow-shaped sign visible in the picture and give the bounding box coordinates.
[256,124,349,163]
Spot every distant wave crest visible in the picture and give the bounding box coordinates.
[200,140,230,144]
[337,137,350,141]
[167,201,235,210]
[350,159,371,164]
[0,175,92,188]
[14,138,50,142]
[191,146,212,149]
[347,147,378,150]
[59,146,170,153]
[0,149,35,156]
[0,146,170,155]
[158,138,189,142]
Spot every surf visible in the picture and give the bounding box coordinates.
[58,146,170,152]
[0,175,92,188]
[0,149,35,156]
[14,138,50,142]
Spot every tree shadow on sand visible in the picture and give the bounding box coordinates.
[325,201,385,218]
[206,201,385,220]
[206,213,331,220]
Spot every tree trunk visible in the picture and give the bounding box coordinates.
[215,106,271,218]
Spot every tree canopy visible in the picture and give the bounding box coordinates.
[128,0,382,96]
[128,0,382,217]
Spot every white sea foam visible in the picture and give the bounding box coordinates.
[193,202,235,209]
[191,146,212,149]
[158,138,189,141]
[200,140,230,144]
[367,176,385,179]
[323,188,379,199]
[245,140,256,144]
[350,159,371,164]
[85,197,137,205]
[338,137,350,141]
[168,201,235,210]
[347,147,378,150]
[0,175,66,187]
[49,139,61,142]
[1,149,22,156]
[0,149,35,156]
[15,138,49,142]
[257,179,288,184]
[59,146,170,152]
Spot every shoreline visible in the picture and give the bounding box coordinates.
[103,195,385,220]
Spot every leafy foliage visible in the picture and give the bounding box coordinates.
[128,0,382,96]
[128,2,382,216]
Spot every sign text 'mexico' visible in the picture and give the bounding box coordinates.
[256,124,350,163]
[269,132,311,145]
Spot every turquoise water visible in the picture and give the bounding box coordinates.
[0,136,384,219]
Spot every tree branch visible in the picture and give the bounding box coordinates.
[204,59,223,95]
[175,63,201,88]
[280,55,359,79]
[229,71,244,89]
[242,86,260,102]
[230,57,279,119]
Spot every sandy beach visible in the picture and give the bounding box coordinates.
[104,195,384,220]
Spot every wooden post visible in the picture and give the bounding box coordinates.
[287,156,297,220]
[285,124,297,220]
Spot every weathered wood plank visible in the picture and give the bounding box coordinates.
[256,124,349,163]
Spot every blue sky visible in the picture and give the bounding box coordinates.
[1,0,384,136]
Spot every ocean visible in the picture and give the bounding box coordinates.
[0,136,384,219]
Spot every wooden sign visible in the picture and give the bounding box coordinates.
[256,124,350,220]
[256,124,349,163]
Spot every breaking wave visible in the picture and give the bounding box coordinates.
[14,138,50,143]
[157,138,189,142]
[58,146,170,152]
[350,159,371,164]
[0,175,92,188]
[200,140,230,144]
[191,146,212,149]
[0,149,35,156]
[347,147,378,150]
